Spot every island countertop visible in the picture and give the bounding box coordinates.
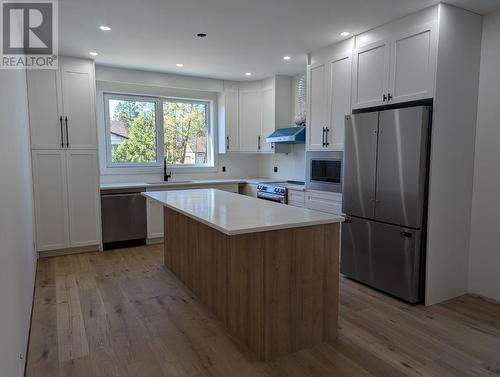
[143,188,344,236]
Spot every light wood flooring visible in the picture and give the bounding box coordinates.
[26,244,500,377]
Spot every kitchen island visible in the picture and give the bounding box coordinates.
[143,189,344,361]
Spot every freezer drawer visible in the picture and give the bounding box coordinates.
[341,216,424,303]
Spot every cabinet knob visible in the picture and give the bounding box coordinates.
[388,93,393,101]
[383,94,387,102]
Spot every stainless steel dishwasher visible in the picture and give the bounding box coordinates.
[101,187,147,249]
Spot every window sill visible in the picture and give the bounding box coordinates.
[100,165,218,175]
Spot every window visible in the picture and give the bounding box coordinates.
[163,99,209,166]
[104,93,214,170]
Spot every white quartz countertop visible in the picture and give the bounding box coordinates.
[143,189,343,236]
[100,178,282,190]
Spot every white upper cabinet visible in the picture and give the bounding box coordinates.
[60,59,97,149]
[219,76,291,154]
[389,22,437,104]
[352,40,390,109]
[218,82,240,153]
[352,20,437,110]
[239,86,262,152]
[27,69,64,149]
[329,55,351,150]
[307,62,328,150]
[27,57,97,150]
[261,85,276,152]
[307,50,352,151]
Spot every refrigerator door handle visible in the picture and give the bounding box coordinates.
[400,231,413,238]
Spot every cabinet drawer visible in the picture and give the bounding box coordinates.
[305,190,343,215]
[288,189,305,204]
[288,200,305,208]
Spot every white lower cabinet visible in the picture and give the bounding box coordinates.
[32,150,70,251]
[32,150,100,252]
[66,150,100,247]
[305,190,343,215]
[288,189,305,208]
[147,183,239,240]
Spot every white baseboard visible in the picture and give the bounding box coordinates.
[38,244,100,258]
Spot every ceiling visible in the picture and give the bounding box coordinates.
[59,0,500,81]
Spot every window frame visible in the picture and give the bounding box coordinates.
[103,92,215,172]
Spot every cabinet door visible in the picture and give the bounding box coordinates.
[147,198,164,239]
[239,89,262,152]
[66,150,100,247]
[328,55,351,150]
[27,69,64,149]
[32,150,69,251]
[60,59,97,149]
[306,62,328,150]
[225,89,240,151]
[261,86,275,152]
[305,191,342,214]
[389,22,437,104]
[343,112,379,218]
[351,40,390,109]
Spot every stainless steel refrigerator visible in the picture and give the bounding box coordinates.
[341,106,431,303]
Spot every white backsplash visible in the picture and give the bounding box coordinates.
[258,144,306,182]
[100,153,261,184]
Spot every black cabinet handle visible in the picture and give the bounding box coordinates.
[400,231,412,238]
[64,116,69,147]
[388,93,393,101]
[258,136,261,150]
[325,127,330,147]
[322,127,326,147]
[226,136,229,150]
[383,94,387,102]
[59,116,64,148]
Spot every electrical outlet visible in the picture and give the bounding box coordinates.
[273,166,278,173]
[222,166,226,172]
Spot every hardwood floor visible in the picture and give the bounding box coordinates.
[26,244,500,377]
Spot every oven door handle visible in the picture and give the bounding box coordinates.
[257,192,286,204]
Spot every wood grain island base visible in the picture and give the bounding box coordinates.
[163,206,340,361]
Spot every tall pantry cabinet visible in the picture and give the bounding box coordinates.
[28,57,100,255]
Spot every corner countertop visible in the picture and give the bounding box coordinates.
[100,177,283,191]
[143,189,343,236]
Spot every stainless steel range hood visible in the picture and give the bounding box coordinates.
[266,126,306,144]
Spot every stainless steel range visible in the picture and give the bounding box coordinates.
[256,181,304,204]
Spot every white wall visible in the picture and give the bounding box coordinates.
[469,10,500,302]
[0,70,37,377]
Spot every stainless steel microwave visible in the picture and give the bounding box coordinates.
[306,151,343,193]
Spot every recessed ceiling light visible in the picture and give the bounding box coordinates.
[196,33,207,37]
[89,51,98,56]
[283,56,291,61]
[176,63,184,67]
[99,25,111,31]
[244,72,252,76]
[340,31,350,37]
